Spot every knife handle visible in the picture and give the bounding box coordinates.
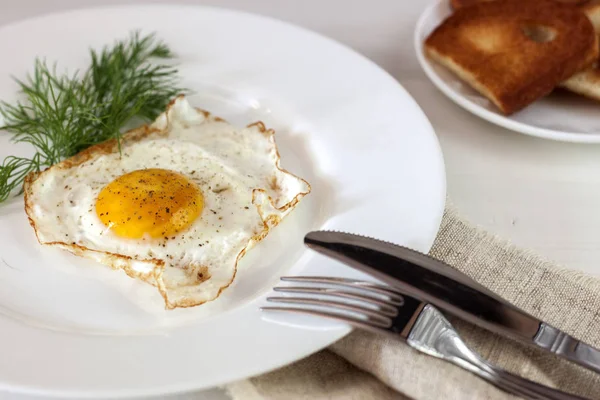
[534,323,600,374]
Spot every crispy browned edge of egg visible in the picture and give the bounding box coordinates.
[23,95,312,310]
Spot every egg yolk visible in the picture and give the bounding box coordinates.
[96,169,204,239]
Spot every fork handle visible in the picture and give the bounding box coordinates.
[408,306,587,400]
[491,369,586,400]
[449,342,586,400]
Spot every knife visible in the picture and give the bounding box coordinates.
[304,230,600,374]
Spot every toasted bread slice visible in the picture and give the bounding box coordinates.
[450,0,600,31]
[581,0,600,32]
[426,0,598,115]
[560,65,600,100]
[560,1,600,100]
[450,0,589,11]
[450,0,493,10]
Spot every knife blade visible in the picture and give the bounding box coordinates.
[304,230,600,374]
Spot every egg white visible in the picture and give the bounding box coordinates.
[24,96,310,309]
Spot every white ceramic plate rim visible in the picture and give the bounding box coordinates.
[0,4,446,398]
[415,0,600,144]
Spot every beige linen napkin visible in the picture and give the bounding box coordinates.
[225,207,600,399]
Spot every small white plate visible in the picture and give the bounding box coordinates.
[415,0,600,143]
[0,5,445,398]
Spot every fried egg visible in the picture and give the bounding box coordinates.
[23,96,311,309]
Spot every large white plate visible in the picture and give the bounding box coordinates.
[416,0,600,143]
[0,5,445,398]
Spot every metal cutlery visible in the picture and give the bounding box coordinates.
[263,276,586,400]
[303,231,600,374]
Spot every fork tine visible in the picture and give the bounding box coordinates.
[261,306,391,331]
[266,296,395,323]
[273,286,399,315]
[281,276,404,304]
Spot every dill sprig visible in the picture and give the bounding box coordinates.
[0,31,186,202]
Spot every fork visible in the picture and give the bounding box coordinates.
[262,276,587,400]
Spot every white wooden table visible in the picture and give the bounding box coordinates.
[4,0,600,398]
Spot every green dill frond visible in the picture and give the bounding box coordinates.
[0,31,186,202]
